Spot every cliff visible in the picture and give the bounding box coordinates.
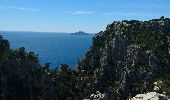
[77,16,170,99]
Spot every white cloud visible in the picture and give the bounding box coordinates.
[65,11,93,15]
[102,12,158,17]
[0,6,40,11]
[73,11,93,15]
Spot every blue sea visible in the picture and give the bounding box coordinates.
[1,31,94,68]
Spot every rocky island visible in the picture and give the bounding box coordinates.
[0,17,170,100]
[71,31,89,35]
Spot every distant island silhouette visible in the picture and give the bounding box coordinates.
[71,31,89,35]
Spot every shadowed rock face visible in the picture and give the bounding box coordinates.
[78,17,170,99]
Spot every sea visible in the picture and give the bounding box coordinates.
[0,31,94,68]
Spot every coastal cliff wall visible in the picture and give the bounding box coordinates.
[78,17,170,99]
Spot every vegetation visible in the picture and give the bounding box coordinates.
[78,16,170,99]
[0,17,170,100]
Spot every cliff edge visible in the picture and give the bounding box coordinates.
[78,16,170,99]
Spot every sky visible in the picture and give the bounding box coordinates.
[0,0,170,33]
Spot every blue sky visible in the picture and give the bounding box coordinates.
[0,0,170,33]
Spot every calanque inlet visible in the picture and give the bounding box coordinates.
[0,17,170,100]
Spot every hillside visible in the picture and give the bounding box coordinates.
[0,17,170,100]
[77,16,170,99]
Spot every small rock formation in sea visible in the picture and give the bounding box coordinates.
[71,31,89,35]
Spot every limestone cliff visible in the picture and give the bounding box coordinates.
[78,17,170,99]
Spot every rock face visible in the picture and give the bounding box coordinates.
[78,17,170,99]
[131,92,170,100]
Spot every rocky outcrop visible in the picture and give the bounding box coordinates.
[78,17,170,99]
[84,91,115,100]
[131,92,170,100]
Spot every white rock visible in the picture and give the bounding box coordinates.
[154,80,162,91]
[90,94,94,98]
[131,92,169,100]
[85,91,106,100]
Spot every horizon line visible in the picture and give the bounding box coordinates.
[0,30,97,34]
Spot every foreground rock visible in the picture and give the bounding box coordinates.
[131,92,170,100]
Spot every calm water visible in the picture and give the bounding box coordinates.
[1,31,94,68]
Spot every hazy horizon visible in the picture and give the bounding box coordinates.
[0,0,170,33]
[0,30,96,34]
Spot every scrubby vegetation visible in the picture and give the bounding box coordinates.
[0,17,170,100]
[78,16,170,99]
